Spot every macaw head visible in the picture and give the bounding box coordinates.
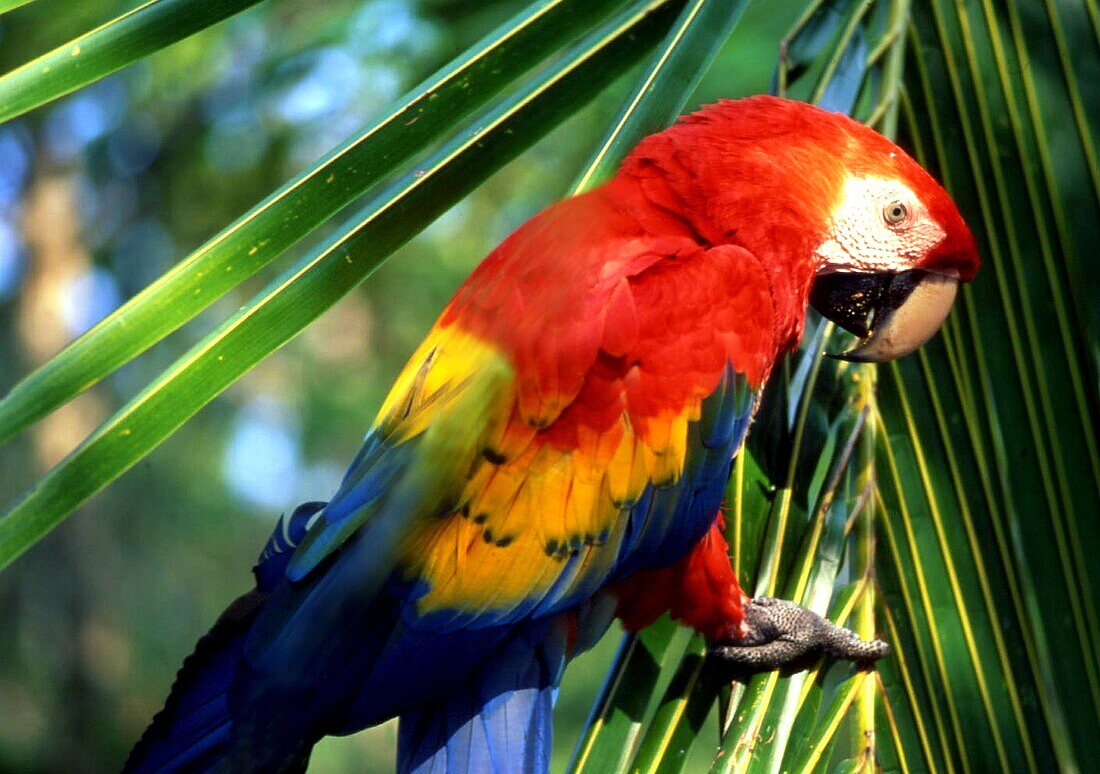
[622,95,980,362]
[802,114,980,362]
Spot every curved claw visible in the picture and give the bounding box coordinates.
[709,597,889,672]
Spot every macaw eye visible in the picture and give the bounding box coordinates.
[883,200,910,227]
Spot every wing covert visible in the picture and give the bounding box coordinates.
[396,241,775,629]
[277,200,779,636]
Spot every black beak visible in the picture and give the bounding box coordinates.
[809,269,959,362]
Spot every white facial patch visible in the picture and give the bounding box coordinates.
[814,176,945,273]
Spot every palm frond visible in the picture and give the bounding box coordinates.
[578,0,1100,769]
[0,0,1096,770]
[0,0,633,444]
[0,0,38,14]
[0,0,684,567]
[0,0,642,448]
[0,0,269,124]
[875,0,1100,767]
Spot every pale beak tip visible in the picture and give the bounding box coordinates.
[828,274,959,363]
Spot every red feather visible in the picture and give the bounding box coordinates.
[615,516,744,641]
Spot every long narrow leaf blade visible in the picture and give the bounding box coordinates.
[571,0,750,193]
[872,0,1100,768]
[0,0,684,570]
[0,0,36,14]
[569,619,685,774]
[0,0,633,444]
[627,635,710,774]
[0,0,268,125]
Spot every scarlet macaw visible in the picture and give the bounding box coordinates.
[126,96,979,773]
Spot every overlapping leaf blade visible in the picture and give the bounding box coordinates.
[872,0,1100,769]
[570,0,750,193]
[0,0,270,124]
[0,0,639,444]
[0,0,36,14]
[570,618,688,774]
[0,0,685,569]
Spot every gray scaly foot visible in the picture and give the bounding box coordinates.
[709,597,889,671]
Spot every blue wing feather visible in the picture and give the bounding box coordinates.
[396,618,567,774]
[612,366,756,580]
[129,360,758,772]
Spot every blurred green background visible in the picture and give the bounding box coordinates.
[0,1,802,770]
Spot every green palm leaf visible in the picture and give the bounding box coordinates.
[578,0,1100,769]
[0,0,685,568]
[0,0,650,444]
[873,0,1100,767]
[0,0,270,124]
[0,0,37,14]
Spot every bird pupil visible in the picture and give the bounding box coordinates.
[885,201,908,224]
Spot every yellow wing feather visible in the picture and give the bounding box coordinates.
[371,319,699,620]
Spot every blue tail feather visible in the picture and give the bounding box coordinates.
[396,618,568,774]
[126,502,328,773]
[124,590,264,773]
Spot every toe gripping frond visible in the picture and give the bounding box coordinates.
[709,597,889,672]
